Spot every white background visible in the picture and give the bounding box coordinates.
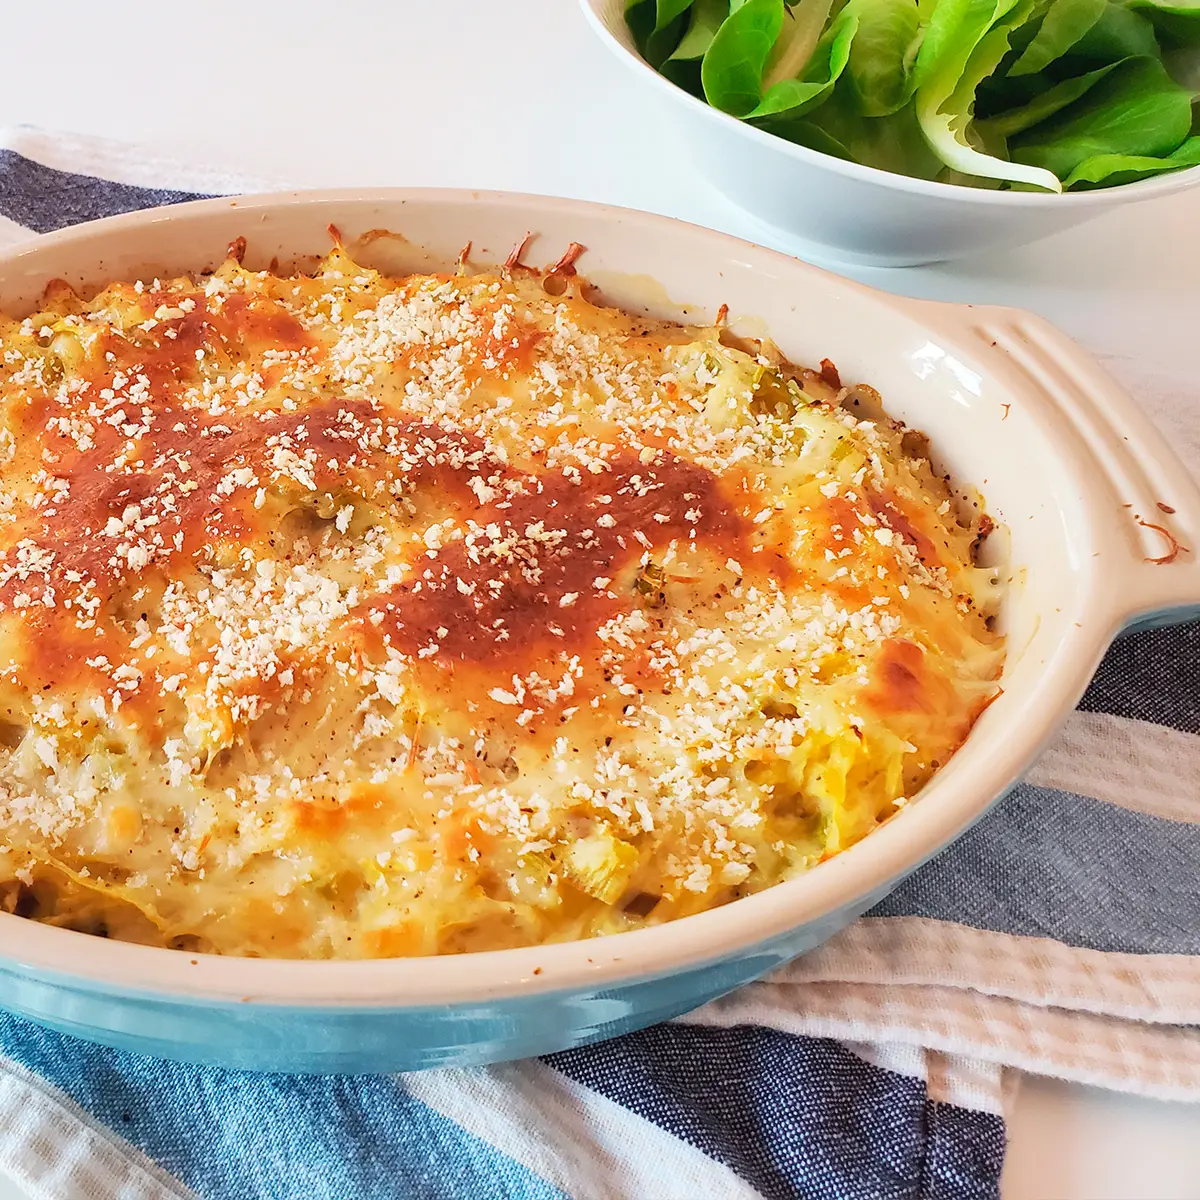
[0,2,1198,1197]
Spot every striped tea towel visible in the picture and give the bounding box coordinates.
[0,126,1196,1200]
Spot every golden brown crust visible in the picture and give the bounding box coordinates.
[0,247,1004,959]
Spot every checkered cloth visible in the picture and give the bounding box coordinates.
[0,127,1197,1200]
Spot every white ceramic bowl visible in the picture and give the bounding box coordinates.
[0,189,1197,1071]
[579,0,1200,267]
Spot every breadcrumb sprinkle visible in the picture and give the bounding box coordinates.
[0,244,1004,959]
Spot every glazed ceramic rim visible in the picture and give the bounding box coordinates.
[577,0,1200,209]
[0,187,1193,1009]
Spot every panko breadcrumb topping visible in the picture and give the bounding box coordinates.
[0,241,1004,959]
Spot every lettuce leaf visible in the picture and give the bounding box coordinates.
[762,0,838,92]
[626,0,1200,190]
[1007,54,1194,176]
[749,7,862,118]
[656,0,698,27]
[626,0,658,55]
[627,0,693,66]
[1126,0,1200,50]
[978,60,1123,137]
[1008,0,1107,74]
[701,0,787,114]
[914,0,1065,190]
[669,0,731,60]
[787,88,950,174]
[664,0,730,92]
[1128,0,1200,15]
[1063,132,1200,185]
[1070,2,1161,60]
[842,0,924,114]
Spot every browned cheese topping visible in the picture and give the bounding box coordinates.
[0,242,1004,958]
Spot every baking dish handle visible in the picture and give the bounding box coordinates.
[923,301,1200,631]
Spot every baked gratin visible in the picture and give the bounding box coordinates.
[0,235,1004,959]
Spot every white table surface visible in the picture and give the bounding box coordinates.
[0,2,1198,1197]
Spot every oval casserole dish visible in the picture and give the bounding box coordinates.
[0,189,1197,1072]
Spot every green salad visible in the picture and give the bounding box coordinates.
[625,0,1200,190]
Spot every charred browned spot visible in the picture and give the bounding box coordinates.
[97,310,209,395]
[12,391,51,439]
[970,513,995,564]
[547,242,586,277]
[220,293,311,353]
[818,358,842,391]
[93,290,313,393]
[869,491,940,566]
[865,638,972,753]
[504,232,535,274]
[866,638,929,715]
[370,449,751,681]
[3,397,505,629]
[19,611,119,696]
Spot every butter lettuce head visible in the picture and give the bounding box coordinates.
[624,0,1200,190]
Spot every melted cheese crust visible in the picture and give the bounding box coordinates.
[0,244,1003,958]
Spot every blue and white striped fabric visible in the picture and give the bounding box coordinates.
[0,128,1197,1200]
